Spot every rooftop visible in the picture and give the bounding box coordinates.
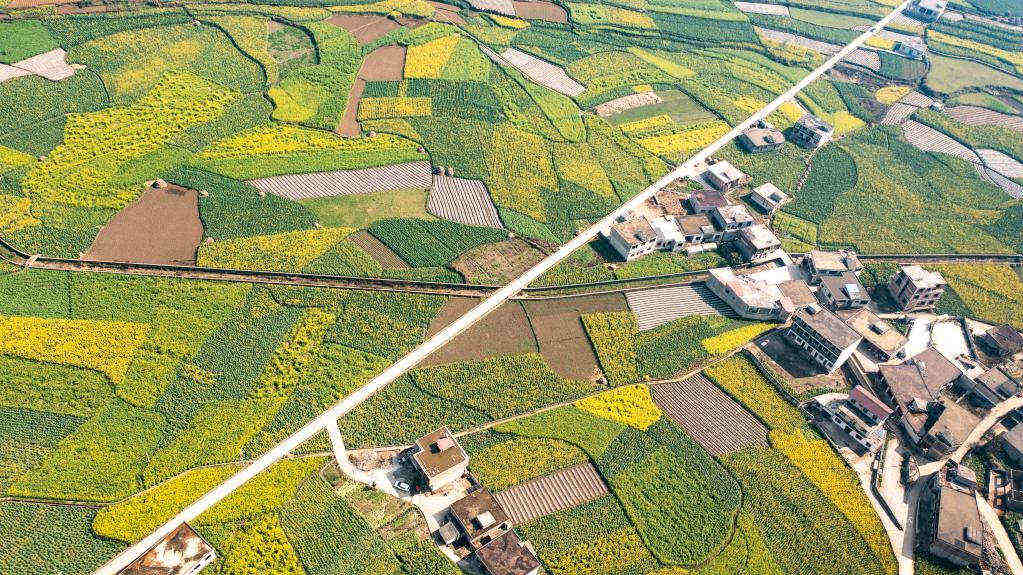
[709,267,791,311]
[649,217,685,245]
[118,524,213,575]
[934,479,983,560]
[412,427,468,479]
[474,529,541,575]
[820,271,867,304]
[792,305,861,350]
[677,214,715,235]
[880,348,967,436]
[750,182,789,205]
[850,384,894,421]
[706,160,746,183]
[985,324,1023,355]
[899,265,945,289]
[807,249,862,274]
[739,224,781,251]
[713,204,755,226]
[777,279,817,308]
[741,126,785,148]
[652,189,686,215]
[449,488,510,548]
[689,189,729,208]
[839,308,907,355]
[796,114,834,135]
[611,217,657,247]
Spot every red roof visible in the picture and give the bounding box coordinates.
[850,385,893,421]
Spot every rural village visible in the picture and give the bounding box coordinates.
[1,0,1023,574]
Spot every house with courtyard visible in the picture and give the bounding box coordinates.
[738,121,785,153]
[706,267,795,321]
[704,160,750,192]
[747,182,790,213]
[784,304,862,374]
[800,249,863,285]
[790,114,834,148]
[888,265,946,312]
[410,427,469,492]
[817,271,869,311]
[607,217,659,261]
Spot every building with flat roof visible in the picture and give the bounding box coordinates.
[888,265,946,312]
[449,488,512,550]
[801,249,862,284]
[785,304,862,373]
[839,308,906,360]
[790,114,834,148]
[748,182,789,213]
[817,271,869,311]
[607,217,658,261]
[687,189,729,213]
[474,529,541,575]
[918,469,984,569]
[677,214,721,244]
[651,189,687,216]
[822,384,893,452]
[705,267,794,321]
[411,427,469,492]
[648,217,686,252]
[736,224,782,264]
[778,279,817,308]
[704,160,750,192]
[710,204,755,240]
[907,0,947,21]
[981,324,1023,359]
[738,122,785,153]
[118,524,215,575]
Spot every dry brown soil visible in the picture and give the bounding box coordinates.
[451,239,544,285]
[513,1,568,22]
[422,299,538,366]
[326,14,401,44]
[338,44,406,136]
[85,183,203,265]
[522,293,628,380]
[339,78,366,137]
[428,1,467,25]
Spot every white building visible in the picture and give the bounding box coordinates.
[607,217,658,261]
[710,204,755,240]
[705,161,750,192]
[748,182,789,213]
[736,224,782,264]
[649,217,686,252]
[705,267,795,321]
[907,0,946,21]
[785,304,862,374]
[822,385,894,453]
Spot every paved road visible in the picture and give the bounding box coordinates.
[976,491,1023,575]
[94,4,915,572]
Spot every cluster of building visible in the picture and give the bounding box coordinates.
[403,427,540,575]
[605,160,789,265]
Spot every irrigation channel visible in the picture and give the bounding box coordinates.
[94,3,934,571]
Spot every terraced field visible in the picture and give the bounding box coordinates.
[625,283,734,331]
[249,161,433,200]
[494,462,609,524]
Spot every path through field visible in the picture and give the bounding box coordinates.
[94,5,919,570]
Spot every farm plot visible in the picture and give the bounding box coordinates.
[348,229,409,268]
[248,161,432,200]
[594,91,662,118]
[949,105,1023,132]
[492,47,585,97]
[451,238,544,284]
[494,462,609,524]
[512,1,568,22]
[901,120,981,163]
[756,28,880,71]
[981,165,1023,198]
[427,175,503,229]
[650,373,769,456]
[421,299,536,366]
[84,183,203,266]
[339,79,365,137]
[978,148,1023,178]
[0,48,78,84]
[625,283,734,331]
[325,14,399,44]
[523,294,627,380]
[880,101,919,126]
[468,0,516,15]
[360,45,406,81]
[734,1,790,15]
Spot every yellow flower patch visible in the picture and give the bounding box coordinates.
[865,35,894,51]
[639,120,729,159]
[701,323,774,355]
[575,384,662,430]
[829,111,865,136]
[734,95,767,116]
[0,145,35,172]
[0,315,149,384]
[778,99,805,122]
[874,85,910,105]
[627,47,693,78]
[928,30,1023,74]
[197,227,353,272]
[357,97,432,120]
[633,84,654,93]
[0,195,40,233]
[404,34,460,78]
[490,14,530,28]
[617,113,677,137]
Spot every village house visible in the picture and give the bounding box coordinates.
[651,188,687,216]
[980,324,1023,359]
[710,204,756,240]
[738,121,785,153]
[410,427,469,492]
[992,467,1023,513]
[959,364,1022,410]
[778,279,818,308]
[474,529,541,575]
[801,249,863,285]
[817,271,870,311]
[118,524,215,575]
[888,265,946,312]
[894,40,925,60]
[906,0,947,21]
[784,304,862,374]
[736,224,782,264]
[648,217,686,252]
[677,214,721,245]
[687,188,729,213]
[789,114,834,148]
[839,307,907,361]
[1002,425,1023,467]
[876,348,975,459]
[445,488,540,575]
[704,160,750,192]
[822,384,893,452]
[607,217,658,261]
[706,267,795,321]
[918,466,984,569]
[747,182,789,213]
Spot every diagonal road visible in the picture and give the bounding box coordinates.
[95,4,914,572]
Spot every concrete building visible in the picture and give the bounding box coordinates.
[894,40,925,60]
[888,265,946,312]
[607,217,658,261]
[710,204,755,240]
[747,182,789,213]
[649,217,686,252]
[961,364,1022,410]
[704,160,750,192]
[840,307,907,361]
[823,384,893,452]
[411,427,469,492]
[448,488,540,575]
[677,214,721,244]
[706,267,795,321]
[738,121,785,153]
[817,271,869,311]
[789,114,834,148]
[801,249,862,285]
[475,529,541,575]
[980,324,1023,359]
[119,524,215,575]
[651,189,687,216]
[1002,425,1023,466]
[687,189,729,213]
[907,0,947,21]
[918,468,984,569]
[785,304,862,374]
[736,224,782,264]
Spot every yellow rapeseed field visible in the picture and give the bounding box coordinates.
[575,384,662,430]
[404,35,460,78]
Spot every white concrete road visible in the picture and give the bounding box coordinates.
[94,4,915,572]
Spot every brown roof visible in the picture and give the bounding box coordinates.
[450,488,510,549]
[741,126,785,148]
[689,189,728,208]
[792,305,861,350]
[677,214,714,234]
[412,427,467,479]
[986,324,1023,355]
[934,480,983,560]
[475,529,540,575]
[880,348,964,433]
[777,280,817,308]
[652,189,686,215]
[850,385,894,421]
[807,250,862,274]
[839,308,907,355]
[611,217,657,247]
[119,524,213,575]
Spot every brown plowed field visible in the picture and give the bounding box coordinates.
[451,239,542,284]
[513,1,568,22]
[522,293,627,380]
[326,14,400,44]
[422,299,537,366]
[349,229,409,268]
[360,44,406,81]
[84,183,202,265]
[429,2,468,25]
[339,78,365,137]
[494,462,608,524]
